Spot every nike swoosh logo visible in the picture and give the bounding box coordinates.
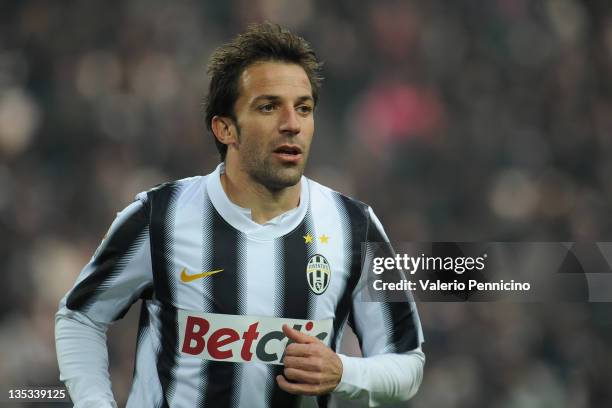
[180,268,224,283]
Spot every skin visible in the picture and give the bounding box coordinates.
[277,325,343,396]
[211,61,343,395]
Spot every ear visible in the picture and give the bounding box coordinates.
[211,115,239,147]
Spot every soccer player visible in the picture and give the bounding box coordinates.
[55,23,425,407]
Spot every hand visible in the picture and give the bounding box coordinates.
[276,324,343,396]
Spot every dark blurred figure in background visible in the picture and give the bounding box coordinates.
[1,0,611,407]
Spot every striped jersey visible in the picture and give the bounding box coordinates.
[57,163,424,408]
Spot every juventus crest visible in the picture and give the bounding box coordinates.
[306,254,331,295]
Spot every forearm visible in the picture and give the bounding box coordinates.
[55,311,118,408]
[334,348,425,407]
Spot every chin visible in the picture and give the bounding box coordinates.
[257,168,303,191]
[268,175,302,190]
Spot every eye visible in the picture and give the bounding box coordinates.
[258,103,276,113]
[296,105,313,115]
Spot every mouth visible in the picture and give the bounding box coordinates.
[272,144,303,163]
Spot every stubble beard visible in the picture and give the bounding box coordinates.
[248,157,304,191]
[235,124,306,191]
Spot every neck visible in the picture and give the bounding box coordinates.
[220,162,301,225]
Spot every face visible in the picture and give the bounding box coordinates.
[228,61,315,190]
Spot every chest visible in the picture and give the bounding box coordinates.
[153,217,354,321]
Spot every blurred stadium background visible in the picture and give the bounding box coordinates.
[1,0,612,407]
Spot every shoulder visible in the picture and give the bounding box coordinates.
[305,177,372,222]
[135,175,205,207]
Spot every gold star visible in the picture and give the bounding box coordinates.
[319,234,329,244]
[303,233,313,244]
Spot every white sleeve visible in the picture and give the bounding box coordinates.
[55,312,118,408]
[335,348,425,406]
[333,206,425,406]
[55,197,153,407]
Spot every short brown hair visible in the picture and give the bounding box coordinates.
[204,22,323,161]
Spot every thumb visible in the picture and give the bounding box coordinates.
[282,324,318,344]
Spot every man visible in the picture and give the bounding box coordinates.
[55,23,424,407]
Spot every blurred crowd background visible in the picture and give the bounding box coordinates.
[1,0,612,407]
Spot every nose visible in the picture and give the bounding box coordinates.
[278,106,301,135]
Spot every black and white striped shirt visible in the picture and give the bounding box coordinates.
[56,163,424,408]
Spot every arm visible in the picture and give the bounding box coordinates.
[335,349,425,405]
[55,197,153,407]
[55,312,117,408]
[335,206,425,406]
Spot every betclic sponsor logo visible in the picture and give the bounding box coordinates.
[178,310,332,365]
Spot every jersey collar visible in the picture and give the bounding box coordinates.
[206,163,310,240]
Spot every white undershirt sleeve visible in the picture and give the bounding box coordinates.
[333,348,425,407]
[55,311,118,408]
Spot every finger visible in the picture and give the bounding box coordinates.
[283,367,322,384]
[276,375,319,396]
[283,356,321,372]
[282,324,320,344]
[284,343,314,358]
